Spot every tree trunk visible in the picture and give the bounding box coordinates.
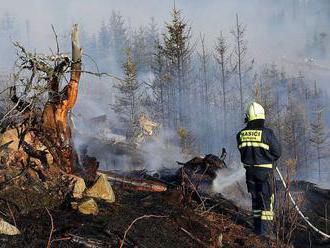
[236,14,243,118]
[317,145,321,181]
[40,24,82,174]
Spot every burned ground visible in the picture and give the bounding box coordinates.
[0,156,329,248]
[0,184,269,248]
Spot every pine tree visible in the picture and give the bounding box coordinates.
[160,6,192,128]
[98,21,110,55]
[145,17,159,69]
[310,100,327,180]
[131,27,148,73]
[113,50,140,142]
[149,40,169,126]
[108,11,128,68]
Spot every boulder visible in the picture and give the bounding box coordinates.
[0,218,20,235]
[85,173,115,203]
[78,198,99,215]
[71,176,86,199]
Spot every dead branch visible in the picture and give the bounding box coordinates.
[201,203,222,215]
[68,233,108,248]
[180,227,208,247]
[51,25,60,57]
[77,70,126,82]
[182,169,206,210]
[6,201,16,228]
[0,167,28,190]
[120,215,168,248]
[0,96,30,126]
[50,237,72,245]
[45,207,54,248]
[100,171,167,192]
[21,141,48,168]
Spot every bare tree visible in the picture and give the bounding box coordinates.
[310,103,327,180]
[231,14,253,118]
[214,31,231,142]
[197,34,210,112]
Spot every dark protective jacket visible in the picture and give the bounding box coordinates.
[237,120,281,169]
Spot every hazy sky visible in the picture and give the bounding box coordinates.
[1,0,330,76]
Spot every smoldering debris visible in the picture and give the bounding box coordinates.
[71,109,186,173]
[212,164,250,209]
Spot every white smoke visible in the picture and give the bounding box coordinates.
[212,162,251,209]
[142,129,186,172]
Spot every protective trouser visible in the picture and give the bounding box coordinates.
[245,166,275,236]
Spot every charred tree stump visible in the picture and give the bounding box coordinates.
[40,24,82,174]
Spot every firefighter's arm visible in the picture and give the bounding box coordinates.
[268,130,281,161]
[236,132,241,149]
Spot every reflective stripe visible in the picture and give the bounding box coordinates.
[261,215,273,221]
[270,194,274,212]
[238,142,269,150]
[245,164,273,169]
[253,209,261,217]
[261,210,274,221]
[254,164,273,169]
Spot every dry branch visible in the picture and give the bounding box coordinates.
[0,167,28,190]
[180,227,208,247]
[68,233,107,247]
[99,171,167,192]
[120,215,168,248]
[6,202,16,228]
[45,207,54,248]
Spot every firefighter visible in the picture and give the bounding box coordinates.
[237,102,281,237]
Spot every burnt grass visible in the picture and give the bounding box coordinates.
[0,184,270,248]
[0,179,329,247]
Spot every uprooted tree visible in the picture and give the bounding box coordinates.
[0,24,82,174]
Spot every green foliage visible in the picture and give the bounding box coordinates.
[113,49,141,142]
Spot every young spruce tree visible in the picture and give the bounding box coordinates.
[113,49,140,142]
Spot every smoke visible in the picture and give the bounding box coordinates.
[1,0,330,189]
[2,0,330,71]
[141,129,185,172]
[72,93,185,172]
[212,162,251,208]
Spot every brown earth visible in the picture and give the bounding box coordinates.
[0,180,270,248]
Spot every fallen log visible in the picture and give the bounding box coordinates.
[98,171,167,192]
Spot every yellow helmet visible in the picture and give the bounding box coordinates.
[246,102,265,122]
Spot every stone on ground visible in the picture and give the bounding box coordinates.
[0,218,20,235]
[85,173,115,203]
[78,198,99,215]
[71,176,86,199]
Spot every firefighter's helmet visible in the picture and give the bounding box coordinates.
[246,102,265,122]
